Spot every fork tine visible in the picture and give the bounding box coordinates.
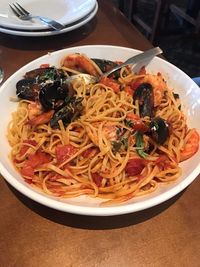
[9,4,21,17]
[11,3,25,16]
[15,2,29,15]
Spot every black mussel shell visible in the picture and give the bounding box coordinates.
[92,58,120,78]
[25,67,60,80]
[50,96,83,128]
[16,78,40,100]
[150,117,169,145]
[25,67,66,84]
[134,83,154,118]
[25,67,54,79]
[39,81,68,110]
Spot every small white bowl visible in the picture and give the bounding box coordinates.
[0,45,200,216]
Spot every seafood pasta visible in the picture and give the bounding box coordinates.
[7,53,199,205]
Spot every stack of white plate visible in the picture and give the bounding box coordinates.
[0,0,98,36]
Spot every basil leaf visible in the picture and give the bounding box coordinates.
[112,141,122,153]
[112,137,129,153]
[135,131,148,158]
[124,119,133,128]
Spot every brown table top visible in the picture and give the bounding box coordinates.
[0,1,200,266]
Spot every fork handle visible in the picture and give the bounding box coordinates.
[35,16,65,31]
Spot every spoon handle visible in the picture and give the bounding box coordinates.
[103,47,163,77]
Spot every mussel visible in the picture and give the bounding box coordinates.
[150,117,169,145]
[134,83,154,118]
[16,67,70,104]
[25,67,64,82]
[39,81,68,110]
[50,96,83,128]
[16,78,40,101]
[92,58,120,78]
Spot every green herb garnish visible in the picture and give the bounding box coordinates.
[124,119,133,128]
[135,132,148,158]
[38,69,57,82]
[112,137,128,153]
[112,141,122,152]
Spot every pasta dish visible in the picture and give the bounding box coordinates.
[7,53,199,205]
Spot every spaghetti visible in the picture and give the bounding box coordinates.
[7,53,200,205]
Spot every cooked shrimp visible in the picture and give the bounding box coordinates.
[103,123,117,142]
[28,101,54,126]
[61,53,102,77]
[180,128,199,162]
[28,110,54,126]
[28,102,43,120]
[85,122,117,147]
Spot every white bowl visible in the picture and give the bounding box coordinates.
[0,45,200,216]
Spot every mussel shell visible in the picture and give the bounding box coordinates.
[134,83,154,118]
[16,78,40,100]
[150,117,169,145]
[92,58,120,78]
[39,81,68,110]
[50,96,83,128]
[25,67,59,80]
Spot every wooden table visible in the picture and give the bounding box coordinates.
[0,1,200,266]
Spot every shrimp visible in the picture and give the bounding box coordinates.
[61,53,102,77]
[28,102,43,120]
[85,122,117,146]
[103,123,117,142]
[27,101,54,126]
[180,129,199,162]
[28,110,54,126]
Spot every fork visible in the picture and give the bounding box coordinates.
[9,2,65,31]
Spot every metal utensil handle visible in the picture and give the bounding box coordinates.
[104,47,163,77]
[36,16,65,30]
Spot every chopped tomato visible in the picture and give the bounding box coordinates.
[155,155,170,170]
[21,163,34,178]
[155,155,168,164]
[19,140,37,157]
[138,66,146,75]
[126,113,140,121]
[124,85,133,96]
[21,150,51,178]
[28,110,54,126]
[130,80,143,91]
[40,63,50,68]
[82,148,97,158]
[28,151,51,167]
[126,113,148,132]
[48,172,71,181]
[82,148,93,157]
[55,144,78,163]
[92,173,103,187]
[125,158,146,176]
[99,76,120,93]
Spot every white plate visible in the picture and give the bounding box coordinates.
[0,0,96,31]
[0,45,200,216]
[0,2,98,37]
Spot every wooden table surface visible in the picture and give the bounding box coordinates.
[0,1,200,266]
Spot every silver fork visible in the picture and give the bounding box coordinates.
[9,2,65,31]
